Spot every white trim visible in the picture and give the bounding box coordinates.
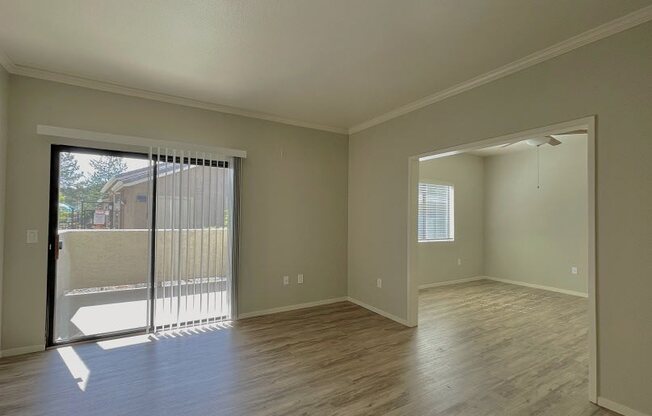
[419,276,484,290]
[420,276,589,297]
[484,276,588,298]
[347,296,409,326]
[348,6,652,134]
[37,125,247,158]
[406,116,597,402]
[597,397,651,416]
[586,119,598,402]
[237,297,347,319]
[407,157,419,327]
[4,65,347,134]
[0,344,45,358]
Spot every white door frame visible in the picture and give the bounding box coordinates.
[406,116,597,402]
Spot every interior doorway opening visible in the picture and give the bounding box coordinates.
[407,117,597,403]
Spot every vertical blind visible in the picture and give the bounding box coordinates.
[147,148,236,331]
[418,183,454,242]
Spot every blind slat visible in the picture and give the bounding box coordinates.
[418,183,454,241]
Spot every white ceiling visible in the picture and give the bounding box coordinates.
[467,134,587,157]
[0,1,651,132]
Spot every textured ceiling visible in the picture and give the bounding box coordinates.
[0,1,650,131]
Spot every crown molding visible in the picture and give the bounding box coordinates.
[0,48,16,73]
[1,6,650,136]
[348,5,652,134]
[3,62,347,135]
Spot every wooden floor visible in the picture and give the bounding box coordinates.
[0,280,614,416]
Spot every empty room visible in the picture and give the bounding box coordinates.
[416,130,590,413]
[0,2,651,416]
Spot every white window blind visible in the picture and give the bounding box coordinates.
[418,183,454,242]
[151,148,235,331]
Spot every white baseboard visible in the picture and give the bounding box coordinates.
[419,276,484,290]
[238,297,348,319]
[239,295,411,327]
[0,344,45,358]
[597,397,650,416]
[485,276,588,298]
[346,296,409,326]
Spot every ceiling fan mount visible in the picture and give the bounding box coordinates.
[500,128,587,149]
[494,128,587,189]
[526,136,562,147]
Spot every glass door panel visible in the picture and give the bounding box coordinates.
[51,147,152,343]
[152,155,234,330]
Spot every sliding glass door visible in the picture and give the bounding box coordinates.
[152,151,234,330]
[48,146,236,345]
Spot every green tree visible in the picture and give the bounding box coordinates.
[60,152,84,190]
[59,152,85,205]
[58,153,85,227]
[85,156,128,202]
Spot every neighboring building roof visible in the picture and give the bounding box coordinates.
[101,164,180,194]
[121,164,185,185]
[102,159,223,194]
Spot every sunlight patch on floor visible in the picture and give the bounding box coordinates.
[56,346,90,391]
[97,334,153,350]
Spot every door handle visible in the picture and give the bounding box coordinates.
[55,235,61,260]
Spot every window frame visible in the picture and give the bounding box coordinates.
[417,181,455,243]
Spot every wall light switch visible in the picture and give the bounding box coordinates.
[376,278,382,289]
[457,258,462,266]
[283,275,289,285]
[298,274,304,284]
[26,230,38,244]
[571,267,578,275]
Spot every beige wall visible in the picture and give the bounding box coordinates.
[57,229,228,292]
[0,67,8,348]
[349,23,652,413]
[417,141,587,293]
[1,75,348,351]
[484,137,588,294]
[418,154,484,286]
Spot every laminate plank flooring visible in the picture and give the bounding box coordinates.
[0,280,615,415]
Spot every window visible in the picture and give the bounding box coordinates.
[418,183,454,242]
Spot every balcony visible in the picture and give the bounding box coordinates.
[55,228,229,342]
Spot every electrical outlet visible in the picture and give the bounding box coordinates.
[571,267,578,275]
[376,278,382,288]
[457,258,462,266]
[298,274,304,284]
[283,275,289,285]
[26,230,38,244]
